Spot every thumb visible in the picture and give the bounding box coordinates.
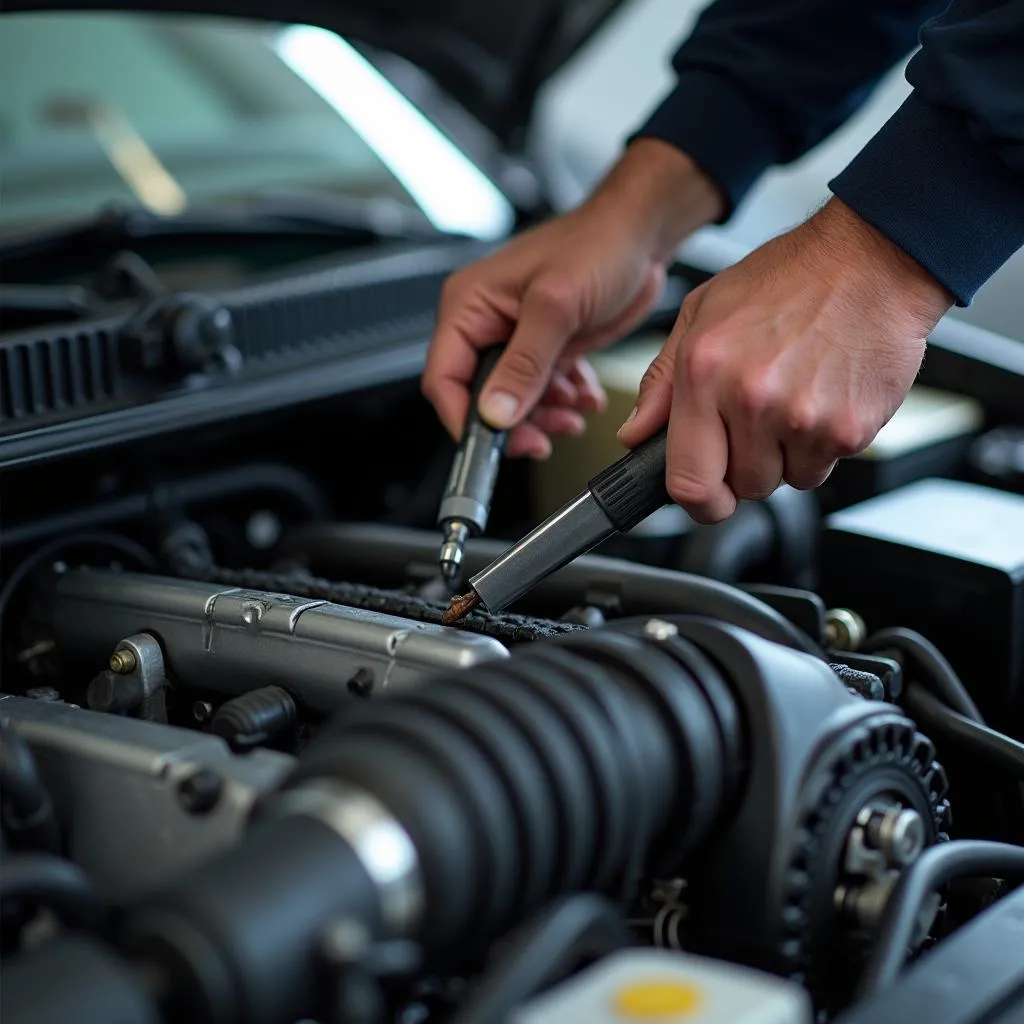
[616,338,677,447]
[478,275,580,429]
[616,283,705,447]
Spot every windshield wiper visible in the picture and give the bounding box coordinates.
[0,195,460,282]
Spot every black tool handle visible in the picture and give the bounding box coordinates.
[465,345,508,441]
[588,428,669,532]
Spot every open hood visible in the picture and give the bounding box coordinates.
[4,0,628,143]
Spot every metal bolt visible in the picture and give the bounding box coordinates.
[824,608,867,651]
[109,649,137,674]
[347,668,375,698]
[644,619,678,641]
[874,807,926,866]
[177,770,223,815]
[192,701,214,723]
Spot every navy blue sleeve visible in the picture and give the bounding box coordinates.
[633,0,1024,305]
[830,1,1024,304]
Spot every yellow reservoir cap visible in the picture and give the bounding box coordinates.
[612,979,704,1019]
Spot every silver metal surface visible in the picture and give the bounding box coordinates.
[437,420,504,534]
[439,520,470,579]
[438,416,505,577]
[469,489,615,612]
[119,632,168,721]
[0,694,293,902]
[267,779,423,937]
[835,797,929,931]
[53,571,508,714]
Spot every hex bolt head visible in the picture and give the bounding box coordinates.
[177,770,224,815]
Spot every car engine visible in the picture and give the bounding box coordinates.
[2,228,1023,1024]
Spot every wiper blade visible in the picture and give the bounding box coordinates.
[0,195,458,281]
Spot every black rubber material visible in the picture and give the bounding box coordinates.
[613,620,746,811]
[327,701,518,936]
[288,623,739,960]
[0,934,159,1024]
[384,684,558,917]
[519,646,655,885]
[552,631,726,866]
[468,665,598,895]
[302,734,476,948]
[505,659,630,891]
[589,428,669,532]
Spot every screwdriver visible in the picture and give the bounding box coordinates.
[443,427,669,622]
[436,345,508,583]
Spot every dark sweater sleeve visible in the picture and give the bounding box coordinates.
[830,0,1024,304]
[633,0,945,214]
[634,0,1024,304]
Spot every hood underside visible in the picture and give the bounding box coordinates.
[4,0,627,143]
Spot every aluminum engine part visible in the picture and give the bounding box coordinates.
[0,694,293,902]
[51,570,509,712]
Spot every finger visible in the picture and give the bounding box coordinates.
[614,284,706,447]
[663,325,737,523]
[422,282,513,441]
[564,357,606,414]
[782,448,837,491]
[722,418,785,501]
[542,370,578,407]
[478,275,581,429]
[529,406,587,437]
[506,423,553,460]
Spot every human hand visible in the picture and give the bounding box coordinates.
[421,139,724,458]
[617,198,954,522]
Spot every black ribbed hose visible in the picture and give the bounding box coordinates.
[120,625,743,1024]
[291,626,741,952]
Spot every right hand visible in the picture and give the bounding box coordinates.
[421,139,725,459]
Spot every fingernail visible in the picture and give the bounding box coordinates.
[480,390,519,428]
[616,406,637,437]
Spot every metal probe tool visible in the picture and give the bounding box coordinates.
[443,427,669,622]
[436,345,507,583]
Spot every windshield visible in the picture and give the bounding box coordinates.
[0,13,514,240]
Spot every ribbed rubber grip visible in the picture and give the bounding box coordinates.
[588,428,669,531]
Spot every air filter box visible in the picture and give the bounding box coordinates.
[820,478,1024,725]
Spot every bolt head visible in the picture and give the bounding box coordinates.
[109,649,137,674]
[177,770,223,815]
[884,808,926,865]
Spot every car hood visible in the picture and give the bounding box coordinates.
[4,0,627,144]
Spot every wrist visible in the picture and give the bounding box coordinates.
[584,138,725,263]
[803,198,954,330]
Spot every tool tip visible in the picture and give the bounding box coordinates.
[441,590,480,625]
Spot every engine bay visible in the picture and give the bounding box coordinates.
[2,393,1024,1024]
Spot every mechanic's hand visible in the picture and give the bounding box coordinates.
[422,139,724,458]
[617,198,954,522]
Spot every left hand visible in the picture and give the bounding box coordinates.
[616,198,954,523]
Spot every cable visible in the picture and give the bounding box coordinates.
[902,685,1024,782]
[0,853,102,930]
[449,895,631,1024]
[0,532,157,631]
[0,723,60,854]
[862,627,984,724]
[858,840,1024,997]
